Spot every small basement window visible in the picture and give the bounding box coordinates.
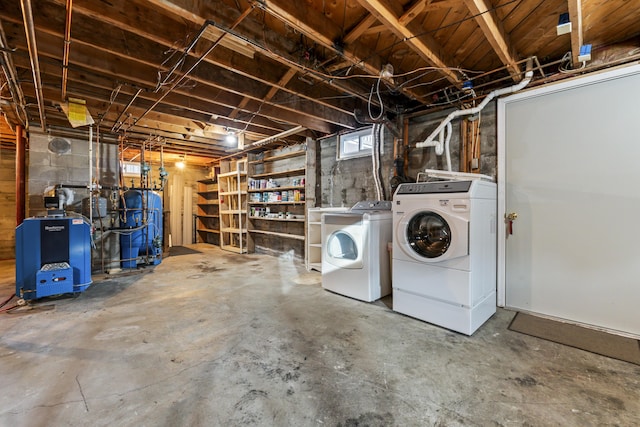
[337,127,375,160]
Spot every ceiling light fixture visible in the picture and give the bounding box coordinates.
[175,154,186,169]
[225,128,237,144]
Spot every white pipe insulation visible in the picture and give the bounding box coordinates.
[415,69,535,170]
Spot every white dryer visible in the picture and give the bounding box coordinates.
[392,180,497,335]
[322,201,392,302]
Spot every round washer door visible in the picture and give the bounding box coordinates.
[397,209,468,262]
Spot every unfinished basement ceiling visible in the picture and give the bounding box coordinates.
[1,0,639,162]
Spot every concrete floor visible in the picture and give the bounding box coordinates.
[0,244,638,427]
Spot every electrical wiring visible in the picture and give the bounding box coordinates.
[0,292,19,313]
[558,51,586,74]
[255,18,483,87]
[368,77,384,121]
[0,293,14,308]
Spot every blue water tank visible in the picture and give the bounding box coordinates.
[120,190,163,268]
[15,217,92,300]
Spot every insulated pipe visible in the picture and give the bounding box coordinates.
[416,69,534,150]
[61,0,73,100]
[20,0,46,130]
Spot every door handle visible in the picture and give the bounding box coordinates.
[505,212,518,235]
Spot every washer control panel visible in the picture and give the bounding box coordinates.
[396,180,472,195]
[351,200,392,211]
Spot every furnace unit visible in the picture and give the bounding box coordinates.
[15,216,92,300]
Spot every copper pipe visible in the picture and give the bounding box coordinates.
[20,0,46,130]
[15,125,26,225]
[61,0,73,100]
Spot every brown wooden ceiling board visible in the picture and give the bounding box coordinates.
[0,0,639,161]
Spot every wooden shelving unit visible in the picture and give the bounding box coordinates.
[306,207,348,272]
[218,158,248,254]
[247,146,307,257]
[196,178,220,245]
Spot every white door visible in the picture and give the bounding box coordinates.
[497,65,640,337]
[182,186,193,244]
[169,175,184,246]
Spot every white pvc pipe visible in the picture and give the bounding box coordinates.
[444,122,452,171]
[416,70,534,150]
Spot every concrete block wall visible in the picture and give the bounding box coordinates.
[406,102,498,179]
[317,130,394,208]
[314,103,498,208]
[27,131,120,272]
[27,131,119,216]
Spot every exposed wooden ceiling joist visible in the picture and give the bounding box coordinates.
[463,0,521,81]
[357,0,463,86]
[0,0,638,164]
[568,0,584,67]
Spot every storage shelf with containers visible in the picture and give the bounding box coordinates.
[247,146,307,258]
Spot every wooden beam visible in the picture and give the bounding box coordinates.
[230,68,296,121]
[567,0,583,66]
[134,0,376,111]
[462,0,521,81]
[26,0,359,127]
[4,17,347,133]
[344,14,378,44]
[250,0,429,102]
[357,0,462,85]
[399,0,432,26]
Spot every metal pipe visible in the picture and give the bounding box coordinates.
[156,21,214,92]
[125,6,254,132]
[111,88,142,132]
[20,0,46,130]
[0,22,28,127]
[15,125,26,225]
[250,125,305,146]
[88,125,93,225]
[61,0,73,100]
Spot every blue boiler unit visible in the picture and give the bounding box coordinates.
[120,190,163,268]
[15,217,92,300]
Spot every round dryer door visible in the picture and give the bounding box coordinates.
[326,230,363,269]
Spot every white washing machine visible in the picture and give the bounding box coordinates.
[322,201,392,302]
[392,180,497,335]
